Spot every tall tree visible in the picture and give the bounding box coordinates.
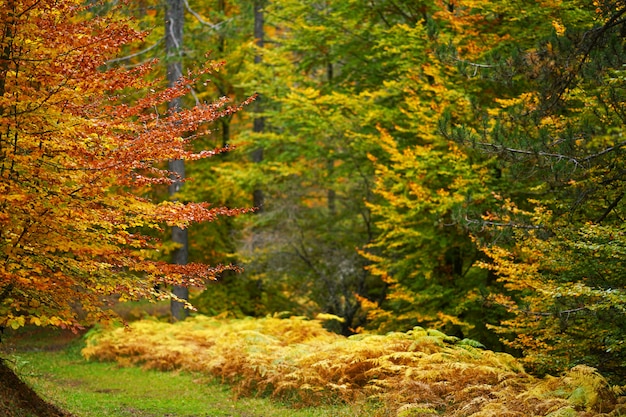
[166,0,274,318]
[233,0,441,332]
[251,0,265,211]
[0,0,249,331]
[350,2,509,344]
[165,0,189,321]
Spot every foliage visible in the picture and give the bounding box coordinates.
[3,0,624,395]
[190,270,300,318]
[229,0,395,332]
[362,129,504,345]
[83,316,626,416]
[0,0,251,331]
[437,0,626,380]
[259,0,508,346]
[229,0,495,334]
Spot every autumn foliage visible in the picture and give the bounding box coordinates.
[83,316,626,417]
[0,0,250,330]
[2,0,626,400]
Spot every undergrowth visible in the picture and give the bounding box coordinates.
[82,315,626,416]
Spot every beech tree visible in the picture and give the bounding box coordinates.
[0,0,251,330]
[232,0,398,333]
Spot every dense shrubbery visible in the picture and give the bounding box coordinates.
[82,315,625,416]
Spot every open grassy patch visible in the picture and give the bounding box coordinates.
[2,326,365,417]
[14,351,363,417]
[82,315,626,417]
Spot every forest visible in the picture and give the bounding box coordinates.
[0,0,625,415]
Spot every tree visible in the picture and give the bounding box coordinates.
[165,0,189,321]
[439,0,626,380]
[348,2,512,344]
[86,0,261,320]
[232,0,404,333]
[0,0,250,331]
[231,0,492,333]
[251,0,265,211]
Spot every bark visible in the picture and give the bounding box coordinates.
[252,0,265,211]
[165,0,189,321]
[326,62,335,215]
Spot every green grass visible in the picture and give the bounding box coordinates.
[7,339,369,417]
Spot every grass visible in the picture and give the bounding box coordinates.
[2,327,369,417]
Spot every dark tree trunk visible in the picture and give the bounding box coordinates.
[252,0,265,211]
[165,0,189,321]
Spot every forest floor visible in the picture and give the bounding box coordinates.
[0,326,79,417]
[2,315,624,417]
[0,325,363,417]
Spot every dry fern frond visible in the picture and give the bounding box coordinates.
[82,315,626,416]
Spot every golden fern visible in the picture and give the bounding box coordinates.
[82,315,625,416]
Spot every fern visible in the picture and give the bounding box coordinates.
[82,315,626,416]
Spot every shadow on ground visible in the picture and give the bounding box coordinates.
[0,326,82,417]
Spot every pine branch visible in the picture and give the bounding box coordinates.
[595,192,625,224]
[464,216,544,230]
[473,139,626,168]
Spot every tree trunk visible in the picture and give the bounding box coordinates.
[326,62,335,215]
[165,0,189,321]
[252,0,265,211]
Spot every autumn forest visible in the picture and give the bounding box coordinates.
[1,0,625,413]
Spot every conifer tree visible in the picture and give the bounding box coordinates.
[439,0,626,379]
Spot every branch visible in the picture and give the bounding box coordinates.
[489,297,589,317]
[549,7,626,107]
[167,17,181,51]
[183,0,230,30]
[519,306,588,317]
[455,59,498,68]
[465,216,544,230]
[582,139,626,163]
[474,139,626,167]
[106,39,162,65]
[595,192,624,224]
[474,141,581,165]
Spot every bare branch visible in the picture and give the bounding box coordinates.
[473,139,626,167]
[474,141,581,165]
[464,216,544,230]
[167,17,182,52]
[454,57,499,68]
[106,39,162,65]
[522,306,588,317]
[183,0,230,30]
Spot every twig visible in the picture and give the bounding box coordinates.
[464,216,544,230]
[183,0,230,30]
[106,39,162,65]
